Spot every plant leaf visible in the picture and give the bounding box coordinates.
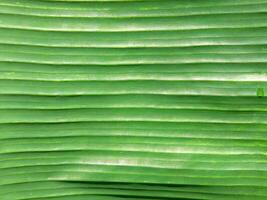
[1,0,267,199]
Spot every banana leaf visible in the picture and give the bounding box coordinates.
[0,0,267,199]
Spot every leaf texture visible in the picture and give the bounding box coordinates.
[0,0,267,200]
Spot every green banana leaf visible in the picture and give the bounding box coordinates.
[1,0,267,199]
